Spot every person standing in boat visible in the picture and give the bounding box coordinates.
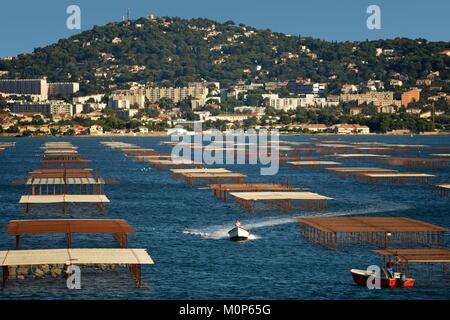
[386,258,395,277]
[235,220,241,228]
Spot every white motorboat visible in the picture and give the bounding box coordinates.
[228,221,250,241]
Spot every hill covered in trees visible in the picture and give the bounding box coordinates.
[1,16,449,94]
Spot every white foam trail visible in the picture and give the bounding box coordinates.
[182,203,411,240]
[182,229,262,241]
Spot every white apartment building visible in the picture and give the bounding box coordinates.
[234,106,266,114]
[109,99,131,110]
[340,91,396,107]
[0,79,81,101]
[48,82,80,97]
[10,100,73,118]
[109,92,145,109]
[111,85,209,108]
[50,102,73,118]
[143,86,208,104]
[262,94,334,111]
[0,79,48,100]
[73,94,105,104]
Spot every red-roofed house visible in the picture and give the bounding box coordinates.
[73,125,89,135]
[0,113,11,121]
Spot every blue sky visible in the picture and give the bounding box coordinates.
[1,0,449,57]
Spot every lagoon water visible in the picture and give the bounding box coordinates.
[0,135,449,300]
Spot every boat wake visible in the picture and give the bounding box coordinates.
[181,229,261,241]
[181,203,411,240]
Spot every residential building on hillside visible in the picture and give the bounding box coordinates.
[416,79,432,86]
[144,86,208,104]
[287,81,326,95]
[376,105,397,114]
[10,100,73,118]
[366,80,385,91]
[264,81,288,91]
[109,92,145,109]
[89,124,104,135]
[262,94,336,111]
[401,88,421,106]
[73,94,105,104]
[109,99,130,110]
[0,79,48,100]
[188,81,220,91]
[234,106,266,114]
[0,79,82,101]
[341,84,359,94]
[340,91,397,107]
[137,126,149,134]
[48,82,79,97]
[350,107,363,116]
[406,108,421,114]
[116,109,139,119]
[113,85,209,107]
[292,123,328,132]
[73,104,84,115]
[389,79,403,87]
[206,113,260,122]
[331,124,370,134]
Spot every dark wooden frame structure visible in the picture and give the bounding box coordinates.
[0,142,155,289]
[231,191,331,213]
[377,157,450,169]
[134,154,172,161]
[182,172,247,185]
[149,159,204,170]
[1,248,152,289]
[288,161,342,170]
[279,156,319,163]
[297,217,448,249]
[373,248,450,278]
[6,219,134,248]
[19,194,110,213]
[171,168,231,179]
[26,169,105,195]
[326,167,398,178]
[433,184,450,198]
[351,147,395,154]
[122,148,158,157]
[329,154,390,161]
[20,144,111,213]
[43,153,83,161]
[355,172,435,184]
[210,183,299,201]
[41,159,91,169]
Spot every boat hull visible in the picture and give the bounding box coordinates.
[351,269,415,288]
[228,227,250,241]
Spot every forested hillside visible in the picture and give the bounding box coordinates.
[1,16,449,94]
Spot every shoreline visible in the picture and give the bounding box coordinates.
[1,132,449,138]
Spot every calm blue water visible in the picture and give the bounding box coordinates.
[0,135,449,300]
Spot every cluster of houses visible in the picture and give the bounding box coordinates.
[0,111,155,136]
[0,106,371,136]
[1,42,449,136]
[285,123,370,134]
